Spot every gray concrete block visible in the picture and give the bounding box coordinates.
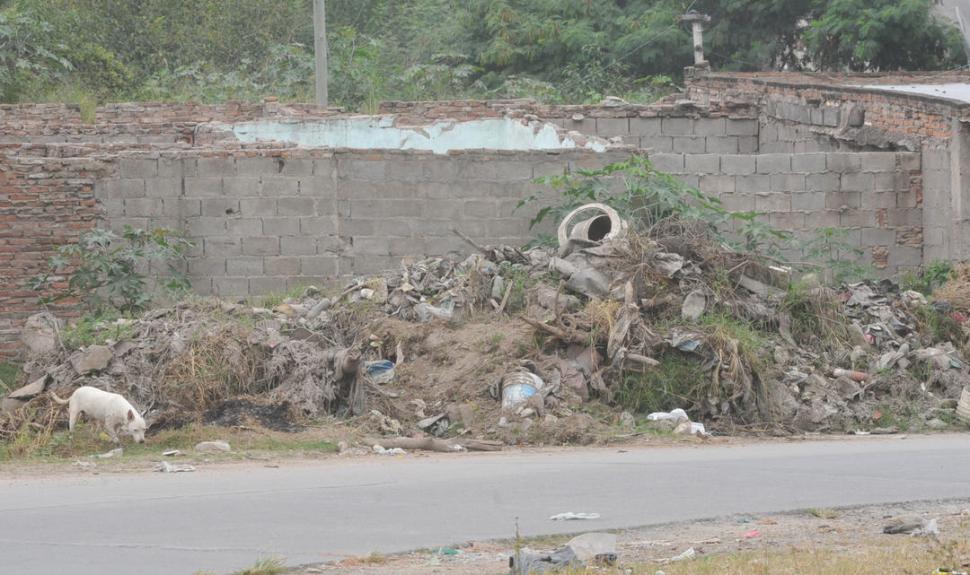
[860,152,897,172]
[144,178,180,198]
[280,157,314,177]
[160,198,181,217]
[806,172,841,192]
[281,237,316,256]
[803,210,842,229]
[124,198,163,218]
[236,157,281,177]
[351,236,391,256]
[699,175,736,195]
[673,137,707,154]
[770,174,806,192]
[650,153,684,172]
[464,200,498,218]
[662,117,692,136]
[736,174,771,194]
[300,216,338,236]
[212,277,249,297]
[719,193,756,212]
[827,153,862,173]
[197,157,236,177]
[872,172,898,192]
[313,158,336,177]
[277,197,316,216]
[840,172,875,192]
[822,107,841,127]
[242,236,280,256]
[839,210,873,228]
[157,158,184,178]
[249,277,288,294]
[861,228,895,245]
[186,217,227,236]
[486,218,529,237]
[99,179,146,200]
[738,136,759,154]
[204,236,242,257]
[420,199,464,219]
[755,192,791,212]
[630,117,662,136]
[825,191,861,209]
[639,136,674,152]
[188,256,226,277]
[759,141,795,153]
[693,118,727,136]
[191,277,213,295]
[262,217,301,236]
[791,192,826,211]
[897,152,921,172]
[888,208,922,227]
[340,159,387,182]
[223,177,261,197]
[202,198,240,217]
[184,177,223,197]
[566,117,596,134]
[706,136,740,154]
[756,154,792,174]
[226,256,264,276]
[861,192,897,210]
[225,218,263,237]
[769,211,806,229]
[596,118,629,136]
[385,160,428,182]
[726,119,759,136]
[685,154,720,174]
[349,199,422,218]
[263,257,301,276]
[239,198,276,216]
[720,155,756,175]
[791,153,826,173]
[261,176,300,197]
[118,158,157,179]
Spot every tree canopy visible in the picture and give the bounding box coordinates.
[0,0,964,109]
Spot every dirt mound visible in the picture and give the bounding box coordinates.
[4,220,970,447]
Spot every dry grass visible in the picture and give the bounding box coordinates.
[232,557,286,575]
[936,264,970,311]
[546,537,970,575]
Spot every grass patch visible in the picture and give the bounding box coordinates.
[0,361,21,393]
[0,421,337,463]
[614,352,707,414]
[232,557,285,575]
[912,305,966,347]
[782,281,850,352]
[250,285,313,309]
[808,508,840,519]
[61,313,134,350]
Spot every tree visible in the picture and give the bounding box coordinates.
[805,0,966,71]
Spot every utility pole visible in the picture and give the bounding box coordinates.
[313,0,328,107]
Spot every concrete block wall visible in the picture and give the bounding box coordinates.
[656,151,923,275]
[551,115,760,154]
[922,143,951,262]
[96,149,630,297]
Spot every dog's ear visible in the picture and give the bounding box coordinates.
[127,409,135,422]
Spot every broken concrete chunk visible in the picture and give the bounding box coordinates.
[681,290,707,321]
[0,398,26,415]
[7,375,50,400]
[194,440,231,453]
[21,312,61,356]
[70,345,113,375]
[565,268,609,299]
[536,285,581,313]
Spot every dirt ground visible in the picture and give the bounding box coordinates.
[287,499,970,575]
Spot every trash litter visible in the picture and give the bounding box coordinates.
[557,203,628,250]
[414,301,454,322]
[162,449,183,457]
[832,368,868,382]
[502,369,544,409]
[566,533,617,562]
[681,290,707,321]
[73,460,96,470]
[155,461,196,473]
[741,530,761,539]
[435,547,460,556]
[550,512,600,521]
[647,409,689,423]
[364,360,396,384]
[958,387,970,425]
[96,448,123,459]
[662,547,696,564]
[510,547,581,574]
[194,440,231,453]
[372,445,406,456]
[883,516,939,536]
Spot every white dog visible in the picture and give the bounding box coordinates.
[50,386,147,444]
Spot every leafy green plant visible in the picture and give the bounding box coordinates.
[797,227,868,284]
[902,260,954,295]
[30,226,192,315]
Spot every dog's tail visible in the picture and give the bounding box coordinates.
[49,391,70,406]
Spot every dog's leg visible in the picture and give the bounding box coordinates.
[68,405,79,433]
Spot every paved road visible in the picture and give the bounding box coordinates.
[2,435,970,575]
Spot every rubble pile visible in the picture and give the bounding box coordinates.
[3,206,969,445]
